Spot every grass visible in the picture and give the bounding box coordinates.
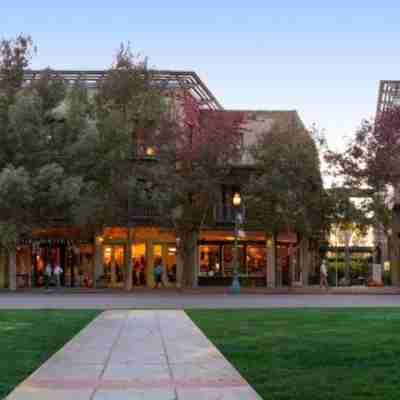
[0,310,100,398]
[188,308,400,400]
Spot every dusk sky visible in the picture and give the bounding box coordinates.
[3,1,400,152]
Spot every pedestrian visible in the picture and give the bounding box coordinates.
[45,263,52,290]
[320,259,329,289]
[153,258,165,289]
[54,263,63,288]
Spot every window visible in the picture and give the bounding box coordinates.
[199,245,221,277]
[246,246,266,277]
[223,245,245,276]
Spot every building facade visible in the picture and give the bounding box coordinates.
[0,69,320,290]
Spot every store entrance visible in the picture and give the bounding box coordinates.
[103,245,125,288]
[132,243,146,286]
[32,242,94,288]
[152,244,177,286]
[278,245,290,286]
[32,243,66,287]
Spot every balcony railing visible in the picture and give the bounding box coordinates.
[128,205,161,223]
[215,205,236,224]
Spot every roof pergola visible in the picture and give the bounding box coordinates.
[376,80,400,115]
[23,69,223,110]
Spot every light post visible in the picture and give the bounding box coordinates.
[126,147,158,290]
[230,192,242,294]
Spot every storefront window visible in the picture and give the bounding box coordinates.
[79,245,94,287]
[16,246,31,288]
[223,245,245,276]
[199,245,221,277]
[166,246,177,283]
[103,245,124,287]
[246,246,266,277]
[278,245,289,286]
[132,243,146,286]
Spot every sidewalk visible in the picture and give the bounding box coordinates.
[10,285,400,295]
[2,292,400,309]
[6,310,262,399]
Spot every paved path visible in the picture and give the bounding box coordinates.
[6,310,261,400]
[1,292,400,309]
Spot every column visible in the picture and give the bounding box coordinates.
[192,233,199,288]
[9,247,17,291]
[93,235,103,288]
[110,247,117,287]
[161,244,170,287]
[125,229,133,291]
[266,236,276,288]
[301,239,310,287]
[146,240,154,288]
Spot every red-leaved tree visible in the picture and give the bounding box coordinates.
[153,92,246,287]
[326,106,400,284]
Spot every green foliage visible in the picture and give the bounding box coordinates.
[0,223,18,249]
[0,35,86,247]
[244,122,325,238]
[71,43,167,231]
[326,187,370,236]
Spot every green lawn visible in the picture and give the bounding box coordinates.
[188,309,400,400]
[0,310,99,398]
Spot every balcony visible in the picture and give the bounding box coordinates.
[215,205,236,225]
[128,204,161,224]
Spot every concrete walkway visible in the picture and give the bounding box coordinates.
[1,292,400,309]
[6,310,262,399]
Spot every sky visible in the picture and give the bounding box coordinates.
[2,1,400,153]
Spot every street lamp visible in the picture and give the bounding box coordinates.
[230,192,242,294]
[145,146,155,157]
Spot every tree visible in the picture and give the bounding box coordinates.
[326,187,369,285]
[152,93,245,287]
[0,36,85,289]
[325,108,400,284]
[0,34,35,99]
[70,44,167,289]
[244,121,326,286]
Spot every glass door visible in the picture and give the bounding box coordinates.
[132,243,146,286]
[165,245,177,285]
[103,245,125,288]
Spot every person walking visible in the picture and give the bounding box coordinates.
[320,260,329,290]
[153,258,165,289]
[54,263,63,288]
[45,263,53,290]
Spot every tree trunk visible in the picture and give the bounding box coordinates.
[344,242,351,285]
[176,251,184,289]
[0,247,8,289]
[9,246,17,291]
[180,231,198,288]
[125,229,133,291]
[390,185,400,286]
[288,245,293,288]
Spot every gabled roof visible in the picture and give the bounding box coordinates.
[23,69,223,110]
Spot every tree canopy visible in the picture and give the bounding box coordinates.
[244,121,326,241]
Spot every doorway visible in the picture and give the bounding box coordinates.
[132,243,146,286]
[103,245,125,288]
